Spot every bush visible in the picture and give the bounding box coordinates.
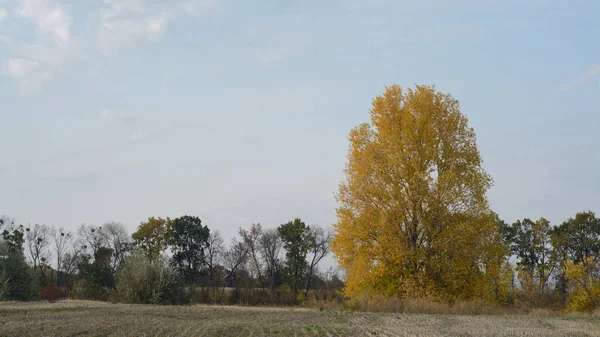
[112,254,183,304]
[42,286,63,303]
[70,280,110,301]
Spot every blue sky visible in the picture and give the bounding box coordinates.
[1,0,599,245]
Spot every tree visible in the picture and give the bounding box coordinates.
[278,218,312,302]
[222,238,248,296]
[61,239,87,290]
[553,211,600,307]
[0,222,32,301]
[132,217,172,262]
[78,224,105,257]
[0,215,15,232]
[305,225,332,298]
[0,242,32,301]
[565,256,600,312]
[1,222,25,253]
[169,215,209,285]
[25,224,53,285]
[53,227,73,287]
[78,247,115,300]
[239,223,264,288]
[113,253,180,305]
[552,211,600,265]
[259,228,284,299]
[206,230,224,290]
[332,84,501,301]
[504,218,556,305]
[99,221,131,274]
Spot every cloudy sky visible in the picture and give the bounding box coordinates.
[1,0,599,244]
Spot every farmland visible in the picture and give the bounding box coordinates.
[0,301,599,337]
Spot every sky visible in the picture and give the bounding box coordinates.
[1,0,599,249]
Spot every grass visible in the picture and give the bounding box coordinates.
[0,300,599,336]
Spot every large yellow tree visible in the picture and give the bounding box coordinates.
[332,84,509,302]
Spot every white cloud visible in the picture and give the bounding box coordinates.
[3,0,75,93]
[560,64,600,91]
[103,0,146,15]
[2,0,207,92]
[1,57,50,94]
[0,32,83,94]
[146,16,168,41]
[16,0,72,45]
[180,0,216,16]
[0,34,77,64]
[97,0,171,56]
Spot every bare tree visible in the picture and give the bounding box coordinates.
[78,224,105,257]
[0,215,15,232]
[53,227,73,287]
[239,223,264,288]
[25,224,53,283]
[221,238,248,296]
[305,225,332,298]
[99,221,131,274]
[61,239,87,289]
[259,228,283,299]
[206,230,224,289]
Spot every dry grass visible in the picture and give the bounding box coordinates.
[342,294,517,315]
[0,300,599,336]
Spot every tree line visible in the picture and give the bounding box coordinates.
[0,215,340,305]
[500,212,600,311]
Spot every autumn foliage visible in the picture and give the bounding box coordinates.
[332,84,509,302]
[565,257,600,311]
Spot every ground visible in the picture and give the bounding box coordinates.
[0,301,599,337]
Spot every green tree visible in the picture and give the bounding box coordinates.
[551,211,600,264]
[169,215,209,285]
[78,247,115,300]
[132,217,172,262]
[278,218,312,302]
[0,243,33,301]
[0,222,32,301]
[552,211,600,305]
[503,218,556,305]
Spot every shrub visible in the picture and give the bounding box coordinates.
[42,286,63,303]
[70,280,110,301]
[112,254,182,304]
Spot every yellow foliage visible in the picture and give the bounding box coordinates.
[332,84,508,303]
[131,217,173,261]
[565,257,600,312]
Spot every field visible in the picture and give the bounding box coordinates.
[1,301,600,337]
